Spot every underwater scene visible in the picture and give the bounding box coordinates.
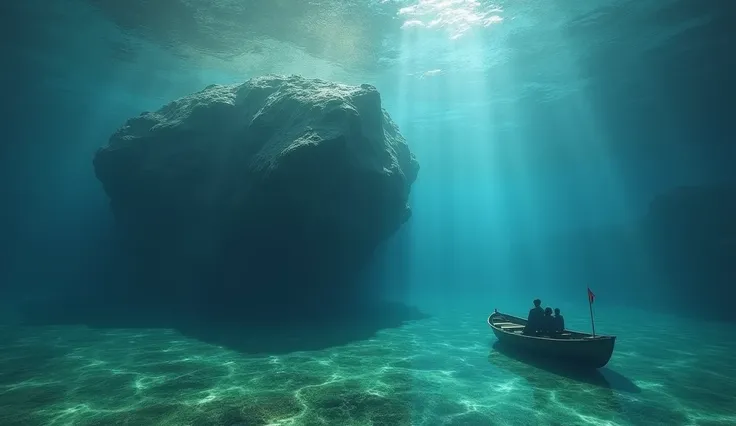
[1,0,734,425]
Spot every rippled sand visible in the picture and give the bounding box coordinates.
[1,310,735,425]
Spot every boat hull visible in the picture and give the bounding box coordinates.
[488,312,616,369]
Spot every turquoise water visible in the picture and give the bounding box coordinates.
[3,1,734,425]
[2,309,734,425]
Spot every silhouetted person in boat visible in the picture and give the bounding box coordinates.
[523,299,544,335]
[540,307,556,336]
[553,308,565,334]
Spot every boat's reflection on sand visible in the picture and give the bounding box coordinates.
[488,340,640,417]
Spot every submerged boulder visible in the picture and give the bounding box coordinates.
[93,75,418,317]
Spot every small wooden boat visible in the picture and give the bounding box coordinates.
[488,341,614,391]
[488,310,616,369]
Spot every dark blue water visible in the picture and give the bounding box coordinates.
[1,1,734,425]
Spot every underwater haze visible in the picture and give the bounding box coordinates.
[1,0,735,425]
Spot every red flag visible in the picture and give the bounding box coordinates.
[588,287,596,304]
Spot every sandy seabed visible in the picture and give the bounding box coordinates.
[1,309,735,426]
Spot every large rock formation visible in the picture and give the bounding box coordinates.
[93,75,418,319]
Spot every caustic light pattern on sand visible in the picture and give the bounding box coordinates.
[1,310,735,425]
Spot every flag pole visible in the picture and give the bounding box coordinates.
[587,287,596,337]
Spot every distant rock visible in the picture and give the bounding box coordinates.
[93,75,418,317]
[494,183,736,322]
[641,183,736,320]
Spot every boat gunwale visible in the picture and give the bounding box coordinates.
[488,311,616,342]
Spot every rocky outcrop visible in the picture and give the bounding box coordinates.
[526,184,736,321]
[641,184,736,320]
[483,184,736,321]
[93,75,418,318]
